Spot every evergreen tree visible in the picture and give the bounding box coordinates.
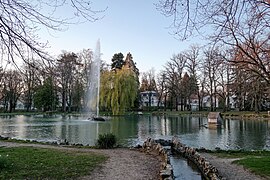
[111,53,124,70]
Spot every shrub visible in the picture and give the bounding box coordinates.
[96,133,116,149]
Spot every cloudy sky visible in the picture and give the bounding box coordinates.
[41,0,205,73]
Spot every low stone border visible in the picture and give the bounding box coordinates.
[171,136,222,180]
[141,138,173,180]
[0,135,85,147]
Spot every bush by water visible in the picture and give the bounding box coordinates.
[96,133,116,149]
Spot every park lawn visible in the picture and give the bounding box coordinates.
[0,146,107,179]
[212,150,270,178]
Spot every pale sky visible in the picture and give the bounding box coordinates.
[41,0,205,73]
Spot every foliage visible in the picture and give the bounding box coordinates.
[33,77,58,111]
[96,133,117,149]
[0,147,107,179]
[111,52,125,70]
[71,79,84,111]
[100,67,139,115]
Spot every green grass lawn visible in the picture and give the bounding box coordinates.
[0,146,107,179]
[212,150,270,178]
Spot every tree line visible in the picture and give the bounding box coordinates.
[141,44,270,113]
[1,42,269,114]
[0,51,141,115]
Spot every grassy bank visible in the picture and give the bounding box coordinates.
[0,146,107,179]
[0,110,269,118]
[212,150,270,178]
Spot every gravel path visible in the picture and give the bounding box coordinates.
[80,149,161,180]
[0,141,268,180]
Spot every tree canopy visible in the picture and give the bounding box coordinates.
[100,57,139,115]
[111,53,125,70]
[34,77,58,111]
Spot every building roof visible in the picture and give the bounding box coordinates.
[208,112,221,119]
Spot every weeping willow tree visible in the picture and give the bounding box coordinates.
[100,67,138,115]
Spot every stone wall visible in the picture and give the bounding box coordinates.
[171,136,222,180]
[142,137,222,180]
[141,138,173,180]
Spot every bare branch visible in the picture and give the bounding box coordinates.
[0,0,105,69]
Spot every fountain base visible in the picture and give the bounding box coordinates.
[88,116,105,121]
[93,116,105,121]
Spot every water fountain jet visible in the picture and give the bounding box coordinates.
[85,39,105,121]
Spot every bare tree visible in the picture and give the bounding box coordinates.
[21,60,43,111]
[56,52,80,112]
[157,1,270,84]
[203,47,223,111]
[0,0,105,67]
[1,70,24,112]
[156,71,167,109]
[164,53,187,111]
[140,68,157,92]
[184,45,200,109]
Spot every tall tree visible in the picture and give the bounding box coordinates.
[77,49,93,111]
[100,67,139,115]
[111,53,124,70]
[21,60,43,111]
[1,70,24,112]
[184,45,200,109]
[157,1,270,84]
[140,69,157,92]
[164,53,187,111]
[156,71,167,109]
[203,47,222,111]
[56,52,80,112]
[34,77,58,111]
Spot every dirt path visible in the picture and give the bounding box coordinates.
[0,141,161,180]
[80,149,161,180]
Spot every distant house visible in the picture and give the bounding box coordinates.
[16,100,25,110]
[0,99,26,111]
[185,94,220,111]
[225,95,237,109]
[202,95,219,109]
[140,91,159,107]
[189,94,199,111]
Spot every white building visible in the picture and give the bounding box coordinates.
[140,91,159,107]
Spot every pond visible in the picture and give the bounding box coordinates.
[0,114,269,150]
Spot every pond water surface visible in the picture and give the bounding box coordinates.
[0,114,269,150]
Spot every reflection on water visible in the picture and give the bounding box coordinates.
[170,153,203,180]
[0,115,269,150]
